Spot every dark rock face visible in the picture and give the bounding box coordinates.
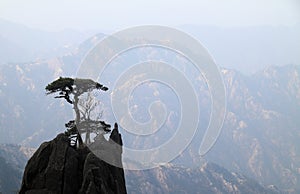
[19,127,127,194]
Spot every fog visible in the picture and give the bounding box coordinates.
[0,1,300,193]
[0,0,299,31]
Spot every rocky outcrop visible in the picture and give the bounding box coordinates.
[19,125,126,194]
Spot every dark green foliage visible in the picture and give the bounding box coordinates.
[45,77,108,104]
[64,119,111,146]
[64,120,78,147]
[45,77,74,94]
[64,120,77,136]
[74,78,108,95]
[79,120,111,133]
[45,77,75,104]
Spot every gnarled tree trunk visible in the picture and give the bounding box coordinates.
[74,94,84,147]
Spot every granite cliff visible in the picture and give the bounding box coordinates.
[19,124,127,194]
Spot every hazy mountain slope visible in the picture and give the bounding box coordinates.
[0,144,30,194]
[0,32,106,147]
[0,19,96,64]
[0,28,299,193]
[0,60,299,192]
[204,65,300,193]
[126,163,281,194]
[0,61,74,146]
[119,64,300,193]
[2,18,299,74]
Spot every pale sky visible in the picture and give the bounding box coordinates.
[0,0,299,31]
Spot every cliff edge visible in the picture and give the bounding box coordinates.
[19,125,126,194]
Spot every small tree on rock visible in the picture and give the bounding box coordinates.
[46,77,110,147]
